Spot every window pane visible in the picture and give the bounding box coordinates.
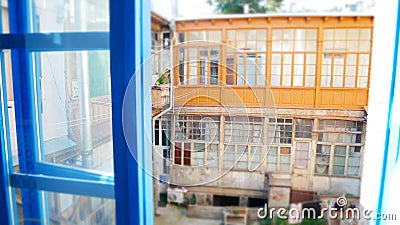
[295,142,309,167]
[207,144,219,167]
[249,146,263,170]
[35,0,109,32]
[272,54,281,64]
[237,145,248,169]
[223,145,236,169]
[192,143,205,166]
[40,51,113,173]
[38,190,115,225]
[295,119,313,139]
[267,147,278,172]
[225,117,263,144]
[209,31,222,42]
[315,144,330,174]
[268,118,293,144]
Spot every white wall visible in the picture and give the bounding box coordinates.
[360,0,399,220]
[36,0,72,142]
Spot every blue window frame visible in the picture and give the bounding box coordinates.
[0,0,153,224]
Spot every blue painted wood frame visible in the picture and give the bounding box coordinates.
[110,0,153,224]
[7,0,48,224]
[0,51,18,225]
[0,1,19,224]
[0,32,109,51]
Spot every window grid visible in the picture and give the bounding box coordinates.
[175,116,220,142]
[294,142,310,168]
[295,119,313,139]
[267,118,293,173]
[177,30,223,43]
[225,117,263,144]
[267,146,291,172]
[226,29,267,86]
[268,118,293,144]
[322,28,372,88]
[315,120,364,176]
[271,29,317,87]
[223,145,263,171]
[190,143,220,167]
[178,28,371,89]
[180,47,221,85]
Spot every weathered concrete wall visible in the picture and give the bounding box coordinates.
[268,186,291,208]
[169,165,221,186]
[187,205,225,220]
[312,176,360,196]
[169,165,265,190]
[187,205,262,222]
[219,171,264,190]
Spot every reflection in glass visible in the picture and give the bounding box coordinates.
[35,0,109,32]
[39,51,113,173]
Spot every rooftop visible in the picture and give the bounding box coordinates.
[175,12,374,21]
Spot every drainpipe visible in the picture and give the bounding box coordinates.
[152,0,178,216]
[76,1,93,169]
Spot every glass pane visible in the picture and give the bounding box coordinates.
[333,165,345,175]
[209,31,222,42]
[267,164,277,171]
[360,29,371,40]
[324,29,334,40]
[305,76,315,87]
[271,74,280,86]
[280,164,290,172]
[223,145,235,169]
[35,0,109,32]
[257,30,267,40]
[306,65,315,75]
[16,188,115,225]
[348,156,361,166]
[347,166,360,176]
[39,51,113,173]
[207,144,219,167]
[335,146,347,155]
[315,144,330,174]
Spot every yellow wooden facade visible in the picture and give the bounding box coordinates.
[173,15,373,110]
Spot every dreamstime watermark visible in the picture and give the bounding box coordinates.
[257,197,398,221]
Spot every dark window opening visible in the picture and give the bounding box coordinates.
[163,32,171,48]
[154,120,160,145]
[248,198,267,208]
[213,195,239,207]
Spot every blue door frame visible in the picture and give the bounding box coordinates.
[0,0,153,224]
[110,0,153,224]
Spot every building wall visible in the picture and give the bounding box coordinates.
[168,108,365,198]
[173,15,373,110]
[152,15,374,207]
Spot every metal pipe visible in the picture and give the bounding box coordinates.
[152,0,178,216]
[75,0,93,169]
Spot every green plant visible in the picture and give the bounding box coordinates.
[275,217,286,225]
[260,217,273,225]
[300,218,327,225]
[155,73,168,85]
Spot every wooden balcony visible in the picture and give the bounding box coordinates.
[173,85,368,110]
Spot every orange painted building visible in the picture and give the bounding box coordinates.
[152,13,373,209]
